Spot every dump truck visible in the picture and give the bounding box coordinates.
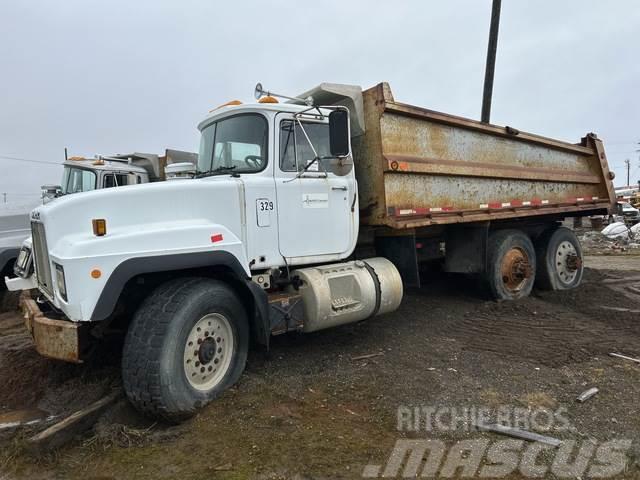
[5,82,615,421]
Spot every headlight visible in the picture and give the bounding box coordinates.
[13,247,32,278]
[54,263,67,301]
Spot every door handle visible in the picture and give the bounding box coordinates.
[331,186,347,191]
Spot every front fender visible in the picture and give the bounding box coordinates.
[90,249,271,347]
[91,249,249,321]
[49,220,249,321]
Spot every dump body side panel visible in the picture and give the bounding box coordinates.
[354,83,615,229]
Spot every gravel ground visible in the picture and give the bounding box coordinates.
[0,256,639,479]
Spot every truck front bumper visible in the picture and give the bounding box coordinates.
[20,292,83,363]
[5,274,36,291]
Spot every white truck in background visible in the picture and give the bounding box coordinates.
[0,150,196,306]
[53,149,198,197]
[6,82,615,422]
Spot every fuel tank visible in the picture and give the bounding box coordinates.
[291,257,402,333]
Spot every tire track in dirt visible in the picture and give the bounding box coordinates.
[427,269,640,367]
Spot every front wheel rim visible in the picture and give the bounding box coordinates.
[183,313,234,391]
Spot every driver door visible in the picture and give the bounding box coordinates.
[274,113,355,260]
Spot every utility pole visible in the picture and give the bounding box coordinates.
[625,159,631,187]
[2,193,6,204]
[481,0,502,123]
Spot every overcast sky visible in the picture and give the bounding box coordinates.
[1,0,639,206]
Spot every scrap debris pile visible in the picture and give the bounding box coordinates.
[578,222,640,253]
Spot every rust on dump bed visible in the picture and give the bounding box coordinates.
[353,83,616,228]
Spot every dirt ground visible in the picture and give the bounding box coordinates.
[1,253,639,479]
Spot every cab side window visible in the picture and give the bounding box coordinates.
[103,174,129,188]
[279,120,331,172]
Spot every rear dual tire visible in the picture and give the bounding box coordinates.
[484,227,584,300]
[122,277,249,423]
[485,230,536,301]
[535,226,584,290]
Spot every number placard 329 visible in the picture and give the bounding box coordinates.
[256,198,274,226]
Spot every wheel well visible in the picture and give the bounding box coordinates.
[489,219,562,242]
[1,258,16,289]
[107,266,266,347]
[441,220,562,274]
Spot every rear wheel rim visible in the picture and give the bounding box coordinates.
[183,313,234,391]
[555,240,580,285]
[500,247,532,293]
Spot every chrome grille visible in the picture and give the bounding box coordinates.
[31,221,53,297]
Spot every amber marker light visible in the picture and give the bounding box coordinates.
[92,219,107,236]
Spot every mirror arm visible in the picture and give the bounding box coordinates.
[294,117,319,159]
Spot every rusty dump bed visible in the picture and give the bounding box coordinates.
[352,83,615,229]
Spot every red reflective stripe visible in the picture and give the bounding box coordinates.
[211,234,224,243]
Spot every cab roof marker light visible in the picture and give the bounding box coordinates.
[209,100,242,112]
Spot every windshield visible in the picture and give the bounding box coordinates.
[61,166,97,194]
[280,120,331,172]
[197,114,268,175]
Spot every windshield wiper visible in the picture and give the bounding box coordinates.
[196,165,237,178]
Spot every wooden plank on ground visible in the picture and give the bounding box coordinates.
[27,390,121,453]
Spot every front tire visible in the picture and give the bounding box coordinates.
[485,230,536,300]
[122,277,249,422]
[535,227,584,290]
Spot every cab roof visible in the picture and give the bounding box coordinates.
[64,158,149,174]
[199,83,366,135]
[197,102,313,131]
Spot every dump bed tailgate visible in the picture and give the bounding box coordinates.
[353,83,615,229]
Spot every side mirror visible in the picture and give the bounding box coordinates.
[329,110,350,157]
[41,185,62,203]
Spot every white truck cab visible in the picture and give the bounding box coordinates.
[194,102,359,268]
[6,86,402,421]
[60,157,150,194]
[57,149,198,196]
